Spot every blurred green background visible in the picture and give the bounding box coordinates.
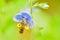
[0,0,60,40]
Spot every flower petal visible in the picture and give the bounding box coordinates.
[21,12,32,21]
[27,20,34,28]
[13,14,23,22]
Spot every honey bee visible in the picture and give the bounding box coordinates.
[17,18,29,34]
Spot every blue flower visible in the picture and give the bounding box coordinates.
[13,12,34,27]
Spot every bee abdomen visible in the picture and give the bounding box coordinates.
[19,29,24,33]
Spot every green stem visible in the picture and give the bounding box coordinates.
[30,0,32,15]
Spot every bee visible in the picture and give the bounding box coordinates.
[17,18,29,34]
